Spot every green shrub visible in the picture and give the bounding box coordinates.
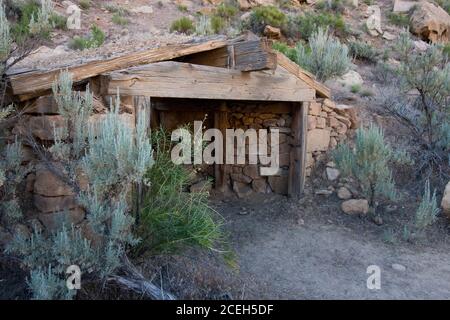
[292,12,347,40]
[350,84,361,93]
[333,124,405,210]
[387,12,410,27]
[134,128,226,256]
[6,72,152,299]
[272,41,297,61]
[384,31,450,176]
[348,40,379,62]
[210,15,226,34]
[249,5,286,33]
[111,12,128,25]
[442,42,450,59]
[170,17,195,34]
[177,4,188,12]
[293,27,351,81]
[215,2,238,20]
[69,24,105,50]
[415,180,440,229]
[79,0,91,10]
[315,0,348,13]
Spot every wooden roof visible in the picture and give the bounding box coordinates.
[7,34,330,102]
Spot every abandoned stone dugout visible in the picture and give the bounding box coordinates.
[6,35,357,231]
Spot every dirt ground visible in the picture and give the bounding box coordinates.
[210,192,450,300]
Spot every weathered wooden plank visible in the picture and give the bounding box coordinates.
[181,39,277,72]
[101,61,316,102]
[276,52,331,99]
[9,39,228,101]
[288,102,308,198]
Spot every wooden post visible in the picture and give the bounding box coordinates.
[214,102,228,191]
[288,102,308,198]
[133,96,151,225]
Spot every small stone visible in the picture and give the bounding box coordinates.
[440,181,450,218]
[326,167,340,181]
[372,215,383,225]
[263,25,281,39]
[341,199,369,215]
[337,187,352,200]
[315,189,333,196]
[392,263,406,272]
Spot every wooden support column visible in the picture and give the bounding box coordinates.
[133,96,152,225]
[288,102,308,198]
[214,102,228,191]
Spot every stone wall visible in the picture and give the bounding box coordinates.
[5,95,357,233]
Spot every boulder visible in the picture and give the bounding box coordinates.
[326,167,340,181]
[34,194,78,213]
[441,181,450,218]
[341,199,369,215]
[366,5,383,36]
[190,180,212,193]
[307,129,331,152]
[393,0,416,13]
[252,179,269,193]
[38,208,85,231]
[263,25,281,39]
[231,173,253,184]
[243,165,259,179]
[34,163,74,197]
[233,181,253,198]
[237,0,276,10]
[14,115,66,141]
[337,187,352,200]
[410,2,450,43]
[268,174,288,195]
[336,71,364,89]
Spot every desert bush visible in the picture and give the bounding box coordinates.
[134,128,226,256]
[215,2,238,20]
[383,31,450,179]
[79,0,91,10]
[415,180,440,229]
[287,11,347,40]
[6,72,152,299]
[196,15,213,35]
[272,41,297,61]
[333,124,411,211]
[69,24,105,50]
[248,5,286,33]
[293,27,351,81]
[315,0,348,13]
[111,12,128,25]
[170,17,195,34]
[348,40,379,62]
[387,12,410,27]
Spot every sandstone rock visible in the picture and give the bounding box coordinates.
[252,179,268,193]
[307,129,331,152]
[237,0,276,10]
[130,5,154,14]
[393,0,416,13]
[316,117,326,129]
[34,194,78,213]
[382,31,396,40]
[309,102,322,116]
[307,115,317,130]
[306,152,314,168]
[34,163,74,197]
[190,180,212,193]
[392,263,406,271]
[14,115,67,141]
[326,167,340,181]
[414,39,430,51]
[441,181,450,218]
[366,5,383,36]
[336,71,364,89]
[243,165,259,179]
[264,25,281,39]
[24,96,59,114]
[341,199,369,215]
[268,175,288,195]
[337,187,352,200]
[231,173,253,184]
[233,181,253,198]
[38,208,85,231]
[410,2,450,43]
